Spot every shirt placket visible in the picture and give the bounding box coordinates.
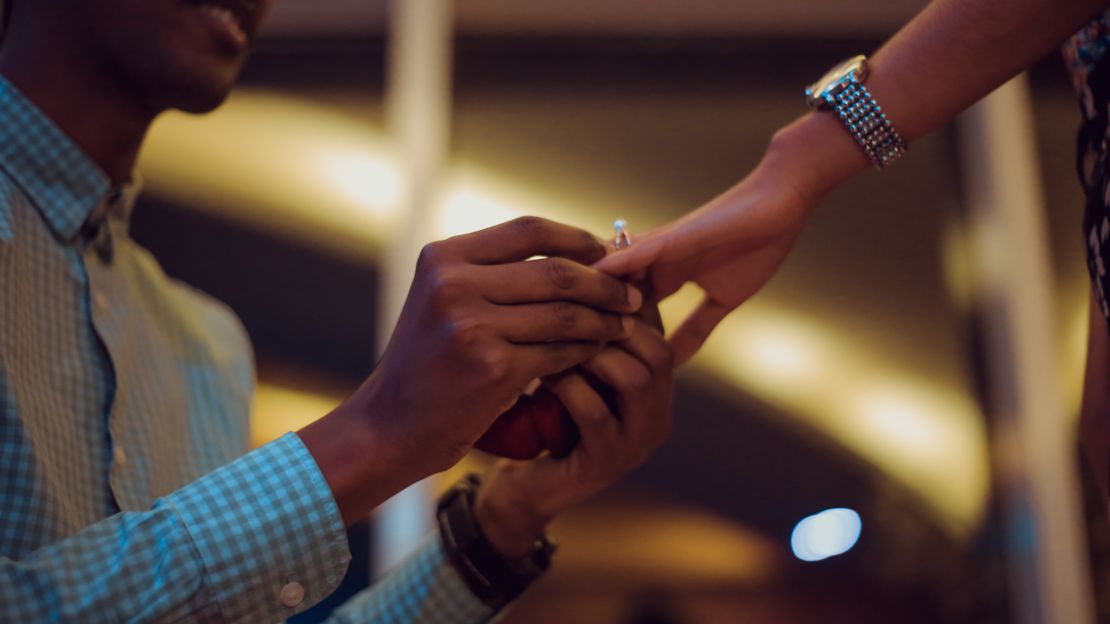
[81,192,138,511]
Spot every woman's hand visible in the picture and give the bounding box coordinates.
[473,307,674,557]
[594,0,1110,366]
[594,153,817,365]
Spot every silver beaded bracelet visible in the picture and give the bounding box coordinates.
[806,55,908,170]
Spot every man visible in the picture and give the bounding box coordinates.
[0,1,675,622]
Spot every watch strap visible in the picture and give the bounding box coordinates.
[808,56,908,170]
[827,78,907,169]
[830,77,905,169]
[436,473,556,609]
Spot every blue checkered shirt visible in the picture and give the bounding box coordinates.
[0,76,495,624]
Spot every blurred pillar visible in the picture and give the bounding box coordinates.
[375,0,454,576]
[958,74,1094,623]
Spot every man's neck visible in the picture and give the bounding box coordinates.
[0,39,155,186]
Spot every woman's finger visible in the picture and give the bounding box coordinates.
[592,229,667,277]
[669,296,732,365]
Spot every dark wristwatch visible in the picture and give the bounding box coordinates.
[436,474,557,609]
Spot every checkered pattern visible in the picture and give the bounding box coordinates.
[0,76,495,623]
[330,538,495,624]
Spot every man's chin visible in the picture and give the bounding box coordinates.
[174,89,233,115]
[155,77,236,115]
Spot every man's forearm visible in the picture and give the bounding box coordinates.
[298,400,422,527]
[765,0,1107,203]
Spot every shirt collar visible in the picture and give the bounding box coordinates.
[0,76,137,242]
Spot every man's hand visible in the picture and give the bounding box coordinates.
[300,217,644,525]
[472,302,674,557]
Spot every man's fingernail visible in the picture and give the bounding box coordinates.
[627,286,643,310]
[622,315,636,336]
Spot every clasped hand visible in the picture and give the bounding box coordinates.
[309,216,675,540]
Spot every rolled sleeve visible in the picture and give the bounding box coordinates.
[165,432,351,622]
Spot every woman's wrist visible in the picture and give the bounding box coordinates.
[763,112,872,205]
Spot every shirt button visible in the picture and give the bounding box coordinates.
[92,290,108,311]
[113,446,127,468]
[279,582,305,608]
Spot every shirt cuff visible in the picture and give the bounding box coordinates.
[328,536,497,624]
[162,432,351,623]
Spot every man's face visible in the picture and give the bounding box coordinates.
[68,0,273,113]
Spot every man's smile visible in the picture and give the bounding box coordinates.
[185,0,263,50]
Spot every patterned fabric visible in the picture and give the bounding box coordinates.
[1066,11,1110,330]
[330,538,495,624]
[0,75,494,623]
[1064,11,1110,120]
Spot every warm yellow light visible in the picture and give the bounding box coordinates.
[434,163,618,240]
[142,89,991,537]
[854,383,979,473]
[555,499,782,586]
[689,299,989,535]
[1061,297,1090,422]
[141,92,398,264]
[436,179,522,239]
[310,145,402,223]
[250,383,342,448]
[732,316,831,394]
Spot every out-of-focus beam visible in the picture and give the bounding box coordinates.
[259,0,923,39]
[455,0,923,38]
[958,74,1094,624]
[374,0,455,576]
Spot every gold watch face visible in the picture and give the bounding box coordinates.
[805,55,868,109]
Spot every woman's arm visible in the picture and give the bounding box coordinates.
[1081,289,1110,503]
[597,0,1110,362]
[778,0,1110,202]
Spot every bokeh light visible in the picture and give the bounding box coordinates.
[791,508,863,562]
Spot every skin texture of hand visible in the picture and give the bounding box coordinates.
[473,300,674,557]
[594,154,814,365]
[300,216,643,526]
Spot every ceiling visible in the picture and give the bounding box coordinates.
[262,0,927,38]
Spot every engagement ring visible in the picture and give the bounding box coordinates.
[613,218,632,249]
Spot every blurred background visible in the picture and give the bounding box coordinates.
[128,1,1106,622]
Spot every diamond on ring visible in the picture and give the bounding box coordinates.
[613,218,631,249]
